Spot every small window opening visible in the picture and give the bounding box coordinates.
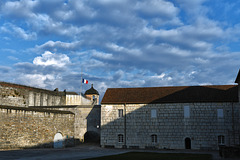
[118,109,123,117]
[151,109,157,118]
[218,135,225,145]
[151,134,157,143]
[118,134,123,143]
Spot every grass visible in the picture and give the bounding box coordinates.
[84,152,212,160]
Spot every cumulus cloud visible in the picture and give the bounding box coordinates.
[17,73,55,88]
[11,51,72,89]
[33,51,70,67]
[1,0,38,19]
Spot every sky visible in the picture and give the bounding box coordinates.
[1,0,240,101]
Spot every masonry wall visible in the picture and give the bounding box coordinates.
[0,82,66,107]
[66,95,92,105]
[72,106,101,142]
[0,106,75,149]
[30,105,101,142]
[101,103,240,150]
[0,84,29,107]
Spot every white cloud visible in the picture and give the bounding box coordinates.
[1,0,38,18]
[0,23,37,40]
[106,43,142,56]
[17,73,55,89]
[36,41,82,51]
[33,51,70,67]
[135,0,179,18]
[92,50,113,60]
[175,0,208,17]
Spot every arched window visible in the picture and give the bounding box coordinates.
[218,135,225,145]
[151,134,157,143]
[118,134,123,143]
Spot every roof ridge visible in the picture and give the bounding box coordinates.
[107,84,237,89]
[102,85,238,104]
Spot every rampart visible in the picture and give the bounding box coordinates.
[30,105,101,142]
[0,82,66,107]
[0,105,75,149]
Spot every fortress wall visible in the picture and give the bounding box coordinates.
[0,82,66,107]
[0,106,74,149]
[29,105,101,142]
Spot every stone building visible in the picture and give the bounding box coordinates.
[85,84,100,105]
[0,82,100,149]
[101,72,240,150]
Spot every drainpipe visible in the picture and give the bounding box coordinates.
[231,101,235,146]
[124,103,127,148]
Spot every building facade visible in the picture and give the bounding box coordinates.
[0,82,100,149]
[101,77,240,150]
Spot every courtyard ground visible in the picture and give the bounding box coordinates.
[0,144,238,160]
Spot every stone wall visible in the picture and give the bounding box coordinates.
[28,91,65,107]
[0,82,97,107]
[30,105,101,142]
[0,82,66,107]
[0,84,28,107]
[0,105,75,149]
[66,95,92,105]
[71,105,101,142]
[101,102,240,150]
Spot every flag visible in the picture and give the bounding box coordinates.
[82,79,88,84]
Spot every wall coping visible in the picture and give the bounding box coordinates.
[29,105,101,109]
[0,105,74,114]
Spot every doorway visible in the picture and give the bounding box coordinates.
[54,132,63,148]
[185,137,191,149]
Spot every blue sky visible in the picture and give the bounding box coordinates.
[1,0,240,101]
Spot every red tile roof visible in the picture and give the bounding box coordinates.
[101,85,238,104]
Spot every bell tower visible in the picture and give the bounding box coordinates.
[84,84,99,105]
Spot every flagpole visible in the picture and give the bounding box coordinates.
[80,68,83,94]
[80,67,83,105]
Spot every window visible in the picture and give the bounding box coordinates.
[184,106,190,118]
[151,134,157,143]
[151,109,157,118]
[217,109,224,118]
[118,109,123,117]
[118,134,123,143]
[218,135,225,145]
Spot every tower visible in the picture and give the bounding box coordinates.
[85,84,99,105]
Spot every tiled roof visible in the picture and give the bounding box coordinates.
[101,85,238,104]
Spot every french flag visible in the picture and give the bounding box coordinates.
[82,79,88,84]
